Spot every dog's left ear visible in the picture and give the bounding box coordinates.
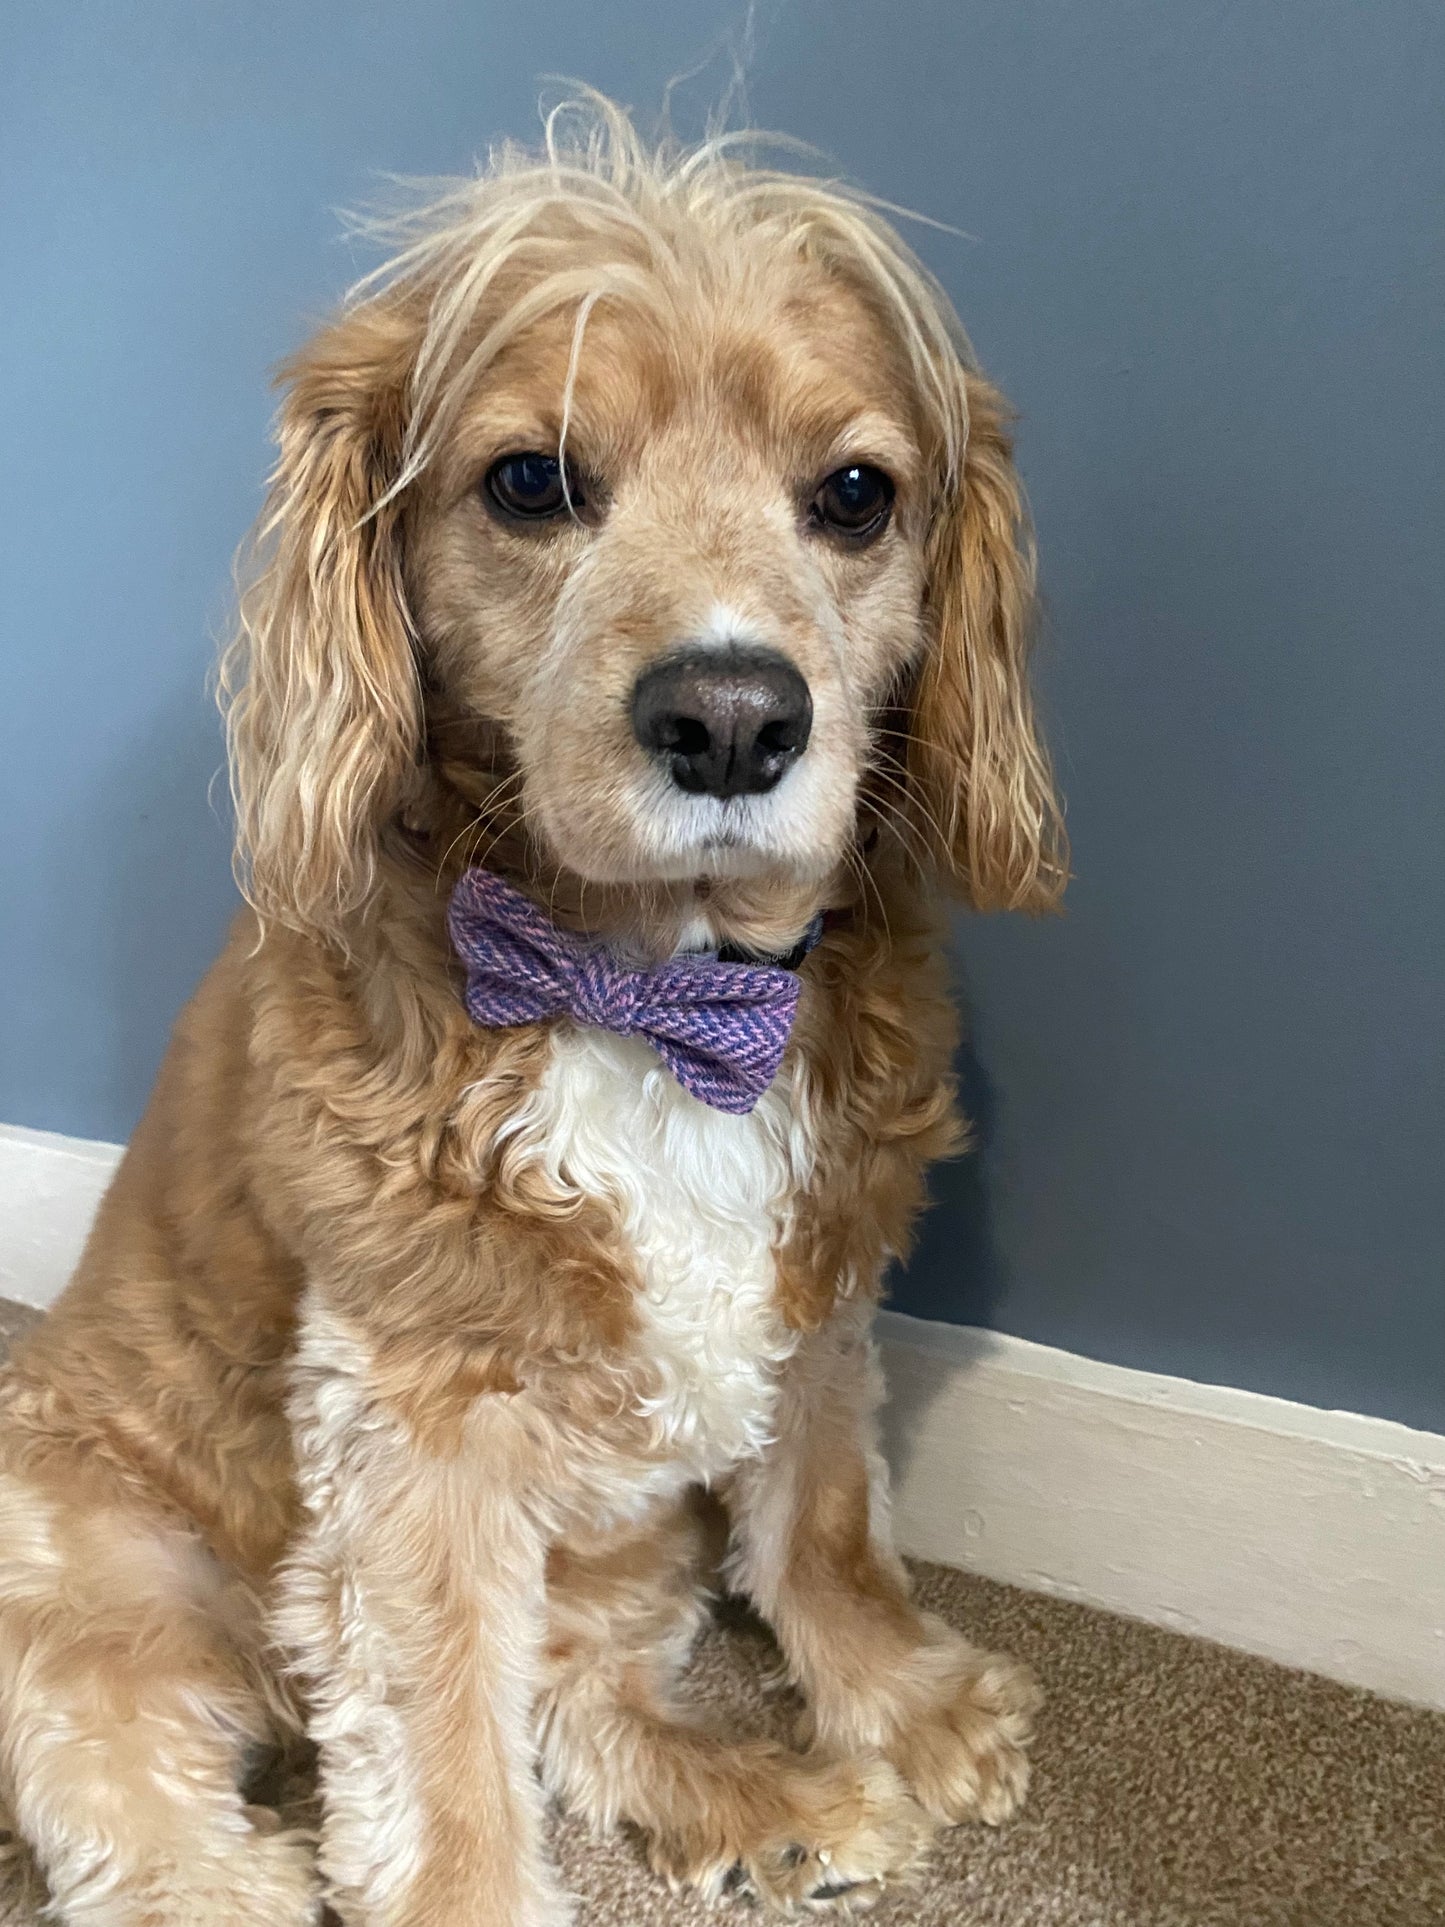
[906,374,1068,910]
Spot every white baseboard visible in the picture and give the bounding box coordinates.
[3,1122,1443,1710]
[0,1123,124,1308]
[877,1309,1445,1709]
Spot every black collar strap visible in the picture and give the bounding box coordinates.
[716,912,826,973]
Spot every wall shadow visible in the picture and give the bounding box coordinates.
[878,1024,1014,1495]
[887,1033,1008,1329]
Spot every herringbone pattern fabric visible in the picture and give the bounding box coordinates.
[448,868,818,1114]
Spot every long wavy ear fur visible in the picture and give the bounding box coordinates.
[219,304,422,944]
[908,374,1068,911]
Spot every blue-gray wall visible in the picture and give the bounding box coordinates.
[3,2,1441,1430]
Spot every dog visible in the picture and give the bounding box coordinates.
[0,96,1065,1926]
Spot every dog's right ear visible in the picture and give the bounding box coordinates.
[220,302,422,945]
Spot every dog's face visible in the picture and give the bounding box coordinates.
[406,267,927,896]
[224,158,1065,945]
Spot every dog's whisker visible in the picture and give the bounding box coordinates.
[863,747,957,868]
[430,768,528,889]
[840,840,894,950]
[860,780,940,875]
[466,792,547,880]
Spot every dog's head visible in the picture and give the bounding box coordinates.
[224,99,1066,952]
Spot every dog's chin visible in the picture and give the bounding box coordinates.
[529,788,849,892]
[552,838,834,891]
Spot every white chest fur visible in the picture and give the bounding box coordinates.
[505,1026,812,1481]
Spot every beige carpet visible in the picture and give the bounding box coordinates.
[2,1298,1442,1925]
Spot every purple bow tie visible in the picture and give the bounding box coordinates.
[447,869,820,1115]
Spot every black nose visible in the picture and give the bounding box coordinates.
[630,646,813,799]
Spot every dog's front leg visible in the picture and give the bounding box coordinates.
[277,1289,568,1927]
[727,1301,1040,1832]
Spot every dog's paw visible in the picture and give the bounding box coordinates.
[648,1751,932,1914]
[885,1636,1041,1828]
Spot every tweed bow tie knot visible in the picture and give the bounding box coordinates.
[568,955,645,1033]
[447,868,818,1115]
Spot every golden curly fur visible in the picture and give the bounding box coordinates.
[0,95,1064,1924]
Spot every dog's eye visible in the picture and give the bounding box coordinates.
[485,453,580,520]
[810,464,894,543]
